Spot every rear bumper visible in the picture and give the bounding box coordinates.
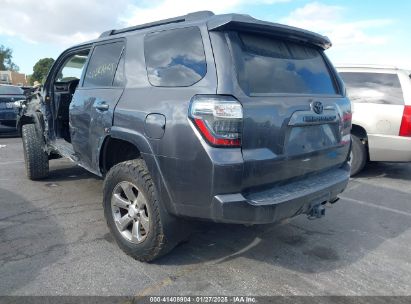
[174,163,350,224]
[368,134,411,162]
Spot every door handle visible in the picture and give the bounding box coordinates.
[95,101,109,111]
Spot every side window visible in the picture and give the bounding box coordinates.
[113,52,125,87]
[340,72,404,105]
[144,27,207,87]
[56,50,90,82]
[83,41,124,87]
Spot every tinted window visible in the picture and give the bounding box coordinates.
[0,85,24,95]
[84,42,124,87]
[113,52,125,87]
[339,72,403,105]
[233,33,336,95]
[144,27,206,87]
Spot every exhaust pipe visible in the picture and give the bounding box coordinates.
[308,203,325,220]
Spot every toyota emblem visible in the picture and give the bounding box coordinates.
[312,101,324,114]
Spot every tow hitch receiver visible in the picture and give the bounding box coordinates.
[308,203,326,220]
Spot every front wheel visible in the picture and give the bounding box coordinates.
[22,124,49,180]
[103,159,184,262]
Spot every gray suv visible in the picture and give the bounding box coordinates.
[18,11,352,261]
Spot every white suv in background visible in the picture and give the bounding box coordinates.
[337,65,411,175]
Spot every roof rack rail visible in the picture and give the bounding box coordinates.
[99,11,215,38]
[335,63,399,69]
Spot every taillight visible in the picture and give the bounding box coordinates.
[189,95,243,147]
[340,110,352,145]
[399,105,411,137]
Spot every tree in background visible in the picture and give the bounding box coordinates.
[31,58,55,85]
[0,45,19,71]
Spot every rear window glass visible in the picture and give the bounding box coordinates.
[144,27,207,87]
[339,72,404,105]
[233,33,336,95]
[83,41,124,87]
[0,85,24,95]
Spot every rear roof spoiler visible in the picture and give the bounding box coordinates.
[207,14,332,50]
[97,11,331,50]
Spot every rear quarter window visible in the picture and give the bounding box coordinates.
[144,27,207,87]
[339,72,404,105]
[232,33,337,95]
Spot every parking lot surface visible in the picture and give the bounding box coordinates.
[0,136,410,296]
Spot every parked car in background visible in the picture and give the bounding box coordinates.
[0,84,26,132]
[337,65,411,175]
[18,11,352,261]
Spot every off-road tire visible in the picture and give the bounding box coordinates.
[22,124,49,180]
[350,134,367,176]
[103,159,184,262]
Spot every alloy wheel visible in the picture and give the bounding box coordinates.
[111,181,150,244]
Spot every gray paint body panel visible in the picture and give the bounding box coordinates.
[19,12,351,224]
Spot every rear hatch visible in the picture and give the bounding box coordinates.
[211,26,351,190]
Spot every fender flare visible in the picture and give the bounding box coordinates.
[17,111,44,139]
[104,126,178,215]
[109,126,152,155]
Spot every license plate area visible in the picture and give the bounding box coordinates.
[284,124,339,155]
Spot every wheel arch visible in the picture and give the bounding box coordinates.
[351,124,368,141]
[351,124,369,162]
[98,127,177,215]
[99,127,152,174]
[17,111,45,137]
[99,136,142,174]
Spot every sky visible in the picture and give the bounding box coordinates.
[0,0,410,75]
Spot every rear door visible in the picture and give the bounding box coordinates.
[70,40,125,171]
[225,32,351,188]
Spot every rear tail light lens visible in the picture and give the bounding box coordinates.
[339,110,352,145]
[189,95,243,147]
[399,105,411,137]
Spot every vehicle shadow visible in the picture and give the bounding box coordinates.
[355,161,411,181]
[45,163,100,183]
[154,196,411,274]
[0,188,65,294]
[10,158,410,277]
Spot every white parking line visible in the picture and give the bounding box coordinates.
[0,160,23,165]
[341,196,411,217]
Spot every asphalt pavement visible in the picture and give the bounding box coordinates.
[0,135,410,296]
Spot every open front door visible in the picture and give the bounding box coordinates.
[70,40,125,173]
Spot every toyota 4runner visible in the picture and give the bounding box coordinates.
[18,11,352,261]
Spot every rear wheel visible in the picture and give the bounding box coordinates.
[22,124,49,180]
[103,159,185,262]
[350,134,367,176]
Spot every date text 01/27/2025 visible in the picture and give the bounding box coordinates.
[148,296,257,303]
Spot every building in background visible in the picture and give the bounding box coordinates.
[0,71,29,86]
